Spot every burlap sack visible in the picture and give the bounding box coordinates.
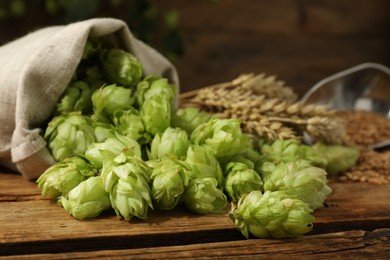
[0,18,179,180]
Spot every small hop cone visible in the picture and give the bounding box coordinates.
[223,162,263,202]
[190,118,251,160]
[260,139,302,165]
[229,190,314,239]
[37,156,97,199]
[44,112,96,162]
[172,107,212,136]
[136,75,176,108]
[140,95,171,136]
[263,160,332,210]
[150,158,190,210]
[101,152,153,220]
[56,81,93,115]
[185,145,224,188]
[91,84,135,123]
[182,178,227,214]
[112,107,150,144]
[99,48,143,87]
[149,127,190,160]
[85,133,142,169]
[58,176,111,220]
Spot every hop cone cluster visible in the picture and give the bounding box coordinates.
[58,176,111,220]
[37,37,341,241]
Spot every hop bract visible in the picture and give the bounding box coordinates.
[229,190,315,238]
[56,81,93,115]
[100,48,143,87]
[260,139,302,165]
[136,75,176,108]
[263,160,332,209]
[172,107,211,136]
[58,176,111,220]
[311,143,359,175]
[260,140,328,169]
[182,178,227,214]
[44,112,96,162]
[37,156,97,199]
[91,121,116,143]
[224,162,263,202]
[140,94,171,136]
[101,153,153,220]
[112,107,150,144]
[91,84,135,123]
[190,118,250,161]
[230,147,263,174]
[185,145,224,188]
[85,133,142,169]
[149,127,190,160]
[150,158,190,210]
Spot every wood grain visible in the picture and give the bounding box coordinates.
[1,229,389,259]
[1,172,389,257]
[163,0,390,94]
[0,1,388,96]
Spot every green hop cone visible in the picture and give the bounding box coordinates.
[140,94,171,136]
[224,162,263,202]
[112,107,150,144]
[260,139,328,169]
[149,127,190,160]
[229,147,263,174]
[259,161,277,180]
[229,190,315,239]
[182,178,227,214]
[56,81,93,115]
[136,75,176,108]
[85,133,142,169]
[44,112,96,162]
[311,143,359,175]
[58,176,111,220]
[263,160,332,209]
[101,152,153,220]
[150,158,190,210]
[37,156,97,199]
[185,145,224,188]
[91,84,135,123]
[260,139,302,165]
[172,107,212,136]
[91,121,116,143]
[100,48,143,87]
[190,118,250,161]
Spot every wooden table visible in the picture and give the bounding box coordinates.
[0,169,389,259]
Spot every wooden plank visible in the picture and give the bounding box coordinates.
[1,229,389,259]
[173,32,390,95]
[0,173,41,202]
[162,0,390,35]
[0,172,389,256]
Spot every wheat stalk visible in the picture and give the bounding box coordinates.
[184,73,345,143]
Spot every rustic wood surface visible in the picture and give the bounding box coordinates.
[1,169,389,258]
[0,0,389,96]
[167,0,390,96]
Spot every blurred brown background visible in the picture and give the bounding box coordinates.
[1,0,389,97]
